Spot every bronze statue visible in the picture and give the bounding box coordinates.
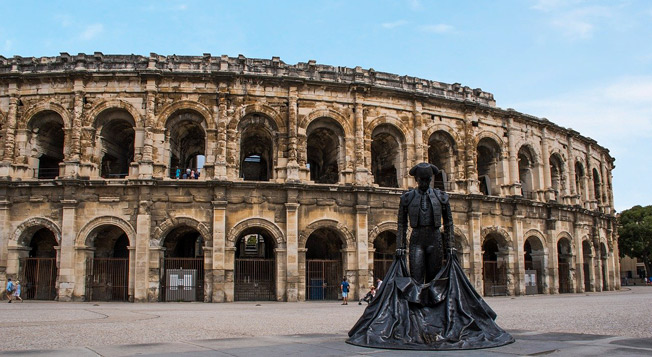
[347,163,514,350]
[396,163,454,283]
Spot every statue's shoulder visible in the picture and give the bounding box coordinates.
[400,189,416,204]
[433,188,450,204]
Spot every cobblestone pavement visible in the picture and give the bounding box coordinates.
[1,286,651,356]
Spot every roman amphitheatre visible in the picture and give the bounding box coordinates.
[0,53,617,302]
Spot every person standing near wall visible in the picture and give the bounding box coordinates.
[340,277,350,305]
[6,278,14,303]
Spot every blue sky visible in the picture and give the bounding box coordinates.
[2,0,651,212]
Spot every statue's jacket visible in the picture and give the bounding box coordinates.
[397,188,454,249]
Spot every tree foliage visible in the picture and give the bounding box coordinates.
[618,205,652,276]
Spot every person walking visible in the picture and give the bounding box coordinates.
[6,278,14,303]
[340,277,350,305]
[13,280,22,302]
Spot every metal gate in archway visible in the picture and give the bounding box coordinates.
[306,259,341,300]
[483,261,507,296]
[234,258,276,301]
[86,258,129,301]
[19,258,57,300]
[373,252,393,281]
[162,258,204,302]
[558,262,571,293]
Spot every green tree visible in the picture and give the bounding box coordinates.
[618,205,652,278]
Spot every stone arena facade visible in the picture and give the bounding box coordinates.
[0,53,617,302]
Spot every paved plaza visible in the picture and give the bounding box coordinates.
[1,286,651,356]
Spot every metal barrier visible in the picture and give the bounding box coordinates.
[86,258,129,301]
[306,259,341,300]
[34,168,59,179]
[162,258,204,302]
[234,258,276,301]
[19,258,57,300]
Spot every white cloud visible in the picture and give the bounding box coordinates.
[80,24,104,41]
[420,24,454,34]
[3,39,12,52]
[508,76,652,147]
[550,6,613,40]
[382,20,408,29]
[407,0,422,11]
[178,4,187,10]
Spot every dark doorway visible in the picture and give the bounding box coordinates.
[305,228,343,300]
[86,227,130,301]
[373,231,396,282]
[161,226,205,302]
[234,230,276,301]
[20,228,58,300]
[483,237,507,296]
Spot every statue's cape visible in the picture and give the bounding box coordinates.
[347,253,514,350]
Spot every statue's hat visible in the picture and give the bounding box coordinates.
[409,162,440,178]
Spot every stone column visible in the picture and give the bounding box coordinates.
[135,200,152,302]
[353,94,369,184]
[73,247,94,300]
[512,209,525,295]
[286,87,300,182]
[214,87,228,179]
[285,202,300,301]
[600,160,609,213]
[128,246,136,302]
[566,135,578,205]
[64,81,84,178]
[355,204,370,299]
[0,200,10,270]
[464,115,478,194]
[139,88,156,178]
[541,127,554,201]
[413,101,424,165]
[547,222,559,295]
[467,206,483,293]
[0,94,18,177]
[507,118,520,196]
[211,200,227,302]
[147,246,164,301]
[58,199,78,301]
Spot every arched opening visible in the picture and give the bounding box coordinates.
[85,225,130,301]
[234,229,277,301]
[549,153,565,202]
[427,130,456,190]
[476,138,502,196]
[20,228,58,300]
[306,118,343,184]
[592,168,602,203]
[518,146,536,199]
[305,228,344,300]
[600,243,608,291]
[557,238,572,293]
[167,111,206,179]
[29,111,64,179]
[239,115,275,181]
[161,226,205,302]
[373,231,396,281]
[95,110,135,179]
[482,234,508,296]
[575,162,585,200]
[582,240,592,291]
[524,237,545,294]
[371,124,404,188]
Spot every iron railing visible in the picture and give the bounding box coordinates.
[306,259,341,300]
[86,258,129,301]
[19,258,57,300]
[162,258,204,302]
[234,258,276,301]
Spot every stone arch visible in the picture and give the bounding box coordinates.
[365,116,410,144]
[20,101,72,130]
[158,100,213,130]
[301,108,353,137]
[453,226,470,250]
[85,99,142,128]
[151,216,211,248]
[481,226,512,246]
[524,228,548,245]
[299,219,355,249]
[517,143,540,166]
[12,217,62,247]
[75,216,136,247]
[228,103,285,133]
[556,231,575,252]
[368,221,398,248]
[474,131,505,150]
[226,218,286,248]
[422,123,462,151]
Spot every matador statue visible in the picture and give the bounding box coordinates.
[396,162,454,283]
